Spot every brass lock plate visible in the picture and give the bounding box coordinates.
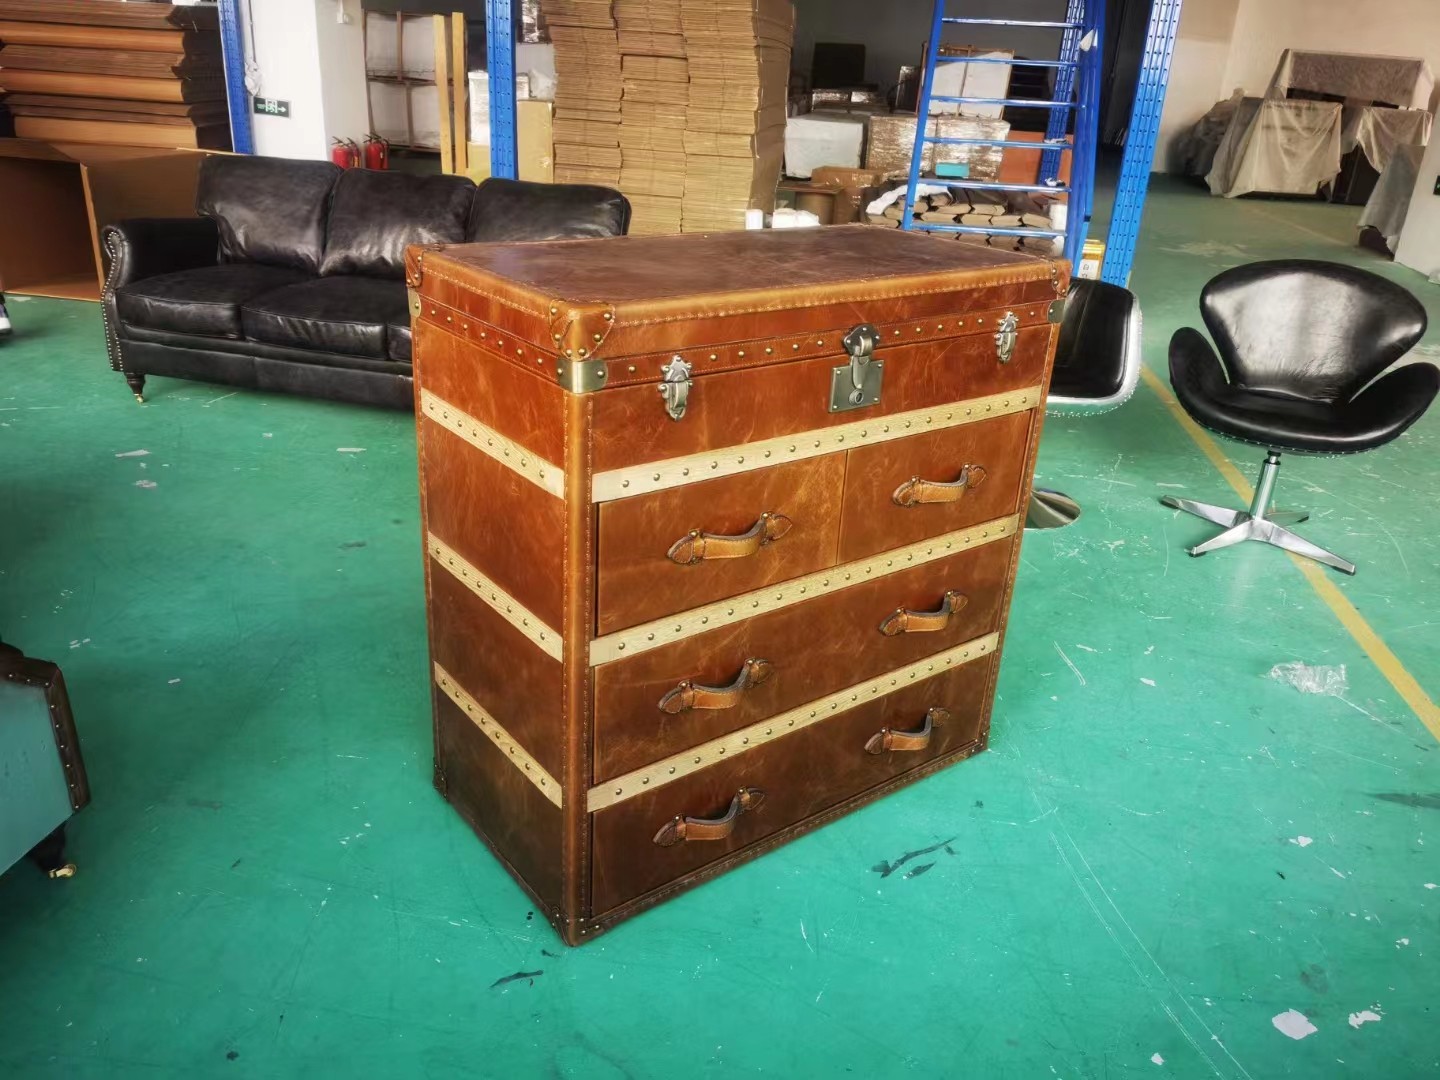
[829,322,884,412]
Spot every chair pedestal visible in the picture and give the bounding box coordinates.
[1026,488,1083,530]
[1161,452,1356,575]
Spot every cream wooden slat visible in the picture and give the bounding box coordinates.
[428,533,564,662]
[592,386,1042,503]
[434,663,562,807]
[419,388,565,499]
[586,632,999,812]
[589,514,1019,665]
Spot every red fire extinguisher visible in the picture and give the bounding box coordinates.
[330,137,361,169]
[363,133,389,170]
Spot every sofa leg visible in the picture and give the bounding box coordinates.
[124,372,145,403]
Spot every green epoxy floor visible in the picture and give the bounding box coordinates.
[1,178,1438,1078]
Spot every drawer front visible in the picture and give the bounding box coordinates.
[596,454,846,636]
[838,409,1033,564]
[592,532,1016,781]
[591,654,997,915]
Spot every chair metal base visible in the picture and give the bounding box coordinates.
[1160,452,1356,575]
[1026,488,1083,530]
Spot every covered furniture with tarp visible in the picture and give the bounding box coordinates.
[1184,50,1434,199]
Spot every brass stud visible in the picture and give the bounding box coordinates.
[738,350,746,358]
[709,353,718,361]
[765,347,773,355]
[627,365,636,373]
[593,333,602,342]
[792,343,800,351]
[602,312,613,321]
[578,348,587,357]
[553,333,563,342]
[549,305,558,315]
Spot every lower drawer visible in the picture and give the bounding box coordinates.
[590,652,997,915]
[592,529,1016,781]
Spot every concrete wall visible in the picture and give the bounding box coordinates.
[1394,126,1440,277]
[1222,0,1440,109]
[792,0,1069,97]
[1152,0,1241,171]
[246,0,370,160]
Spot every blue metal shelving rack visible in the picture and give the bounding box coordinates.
[901,0,1183,287]
[217,0,254,155]
[487,0,519,179]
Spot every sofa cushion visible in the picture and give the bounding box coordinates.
[197,155,342,274]
[320,170,475,279]
[387,314,413,363]
[467,177,631,242]
[241,276,410,360]
[116,263,312,339]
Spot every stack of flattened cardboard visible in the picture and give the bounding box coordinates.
[0,0,229,149]
[679,0,792,231]
[614,0,686,234]
[544,0,622,187]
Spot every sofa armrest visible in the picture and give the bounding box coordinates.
[101,217,220,293]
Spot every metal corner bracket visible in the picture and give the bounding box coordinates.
[1047,297,1067,324]
[555,358,608,393]
[407,287,421,316]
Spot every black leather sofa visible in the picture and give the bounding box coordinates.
[102,156,630,409]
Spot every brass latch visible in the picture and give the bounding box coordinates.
[994,311,1019,364]
[658,356,693,421]
[829,322,884,412]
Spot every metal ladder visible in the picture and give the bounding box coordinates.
[901,1,1103,270]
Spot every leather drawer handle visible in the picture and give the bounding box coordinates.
[653,787,766,846]
[879,590,968,636]
[658,658,774,714]
[892,465,987,507]
[865,707,952,755]
[667,512,793,566]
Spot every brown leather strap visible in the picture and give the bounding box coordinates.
[864,707,952,755]
[892,464,987,508]
[667,512,793,566]
[878,591,968,636]
[652,788,766,846]
[657,658,775,715]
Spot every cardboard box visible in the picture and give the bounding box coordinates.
[0,139,204,301]
[808,166,885,224]
[466,99,555,183]
[783,112,866,178]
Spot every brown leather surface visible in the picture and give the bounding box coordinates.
[421,421,565,633]
[591,655,995,914]
[413,318,567,465]
[596,454,845,634]
[409,230,1064,382]
[590,326,1049,471]
[434,693,564,913]
[592,536,1015,781]
[839,411,1032,564]
[412,229,1064,942]
[428,567,565,780]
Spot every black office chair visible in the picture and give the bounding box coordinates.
[1163,260,1437,575]
[1026,278,1144,529]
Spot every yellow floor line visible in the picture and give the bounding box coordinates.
[1140,365,1440,741]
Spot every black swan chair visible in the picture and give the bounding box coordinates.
[1164,260,1437,575]
[1026,278,1144,529]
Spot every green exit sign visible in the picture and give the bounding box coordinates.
[253,97,290,118]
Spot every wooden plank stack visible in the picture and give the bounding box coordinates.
[0,0,229,149]
[867,188,1062,253]
[545,0,623,187]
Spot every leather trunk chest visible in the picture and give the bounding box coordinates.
[406,226,1066,944]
